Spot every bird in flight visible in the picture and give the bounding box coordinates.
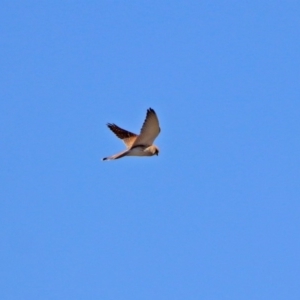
[103,108,160,161]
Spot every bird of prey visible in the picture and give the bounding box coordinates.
[102,108,160,161]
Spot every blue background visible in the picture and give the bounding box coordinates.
[1,2,299,299]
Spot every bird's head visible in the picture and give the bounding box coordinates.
[153,145,159,156]
[147,145,160,156]
[145,145,159,156]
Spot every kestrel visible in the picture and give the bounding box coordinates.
[102,108,160,161]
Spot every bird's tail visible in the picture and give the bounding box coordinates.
[102,150,129,161]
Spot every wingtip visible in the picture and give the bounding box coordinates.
[147,107,155,114]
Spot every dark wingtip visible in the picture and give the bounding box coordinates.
[147,107,155,114]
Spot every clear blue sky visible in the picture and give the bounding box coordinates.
[1,2,299,299]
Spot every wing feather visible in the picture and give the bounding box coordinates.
[131,108,160,147]
[107,123,137,149]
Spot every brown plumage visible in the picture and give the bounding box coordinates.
[103,108,161,161]
[106,124,137,149]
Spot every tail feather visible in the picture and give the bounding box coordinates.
[102,150,129,161]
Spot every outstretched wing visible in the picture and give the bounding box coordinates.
[132,108,160,147]
[107,123,137,149]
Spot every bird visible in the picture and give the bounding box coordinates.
[102,108,160,161]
